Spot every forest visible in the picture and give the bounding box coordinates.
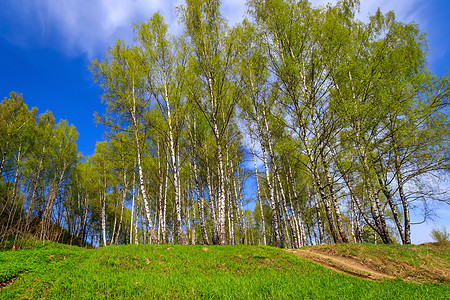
[1,0,449,249]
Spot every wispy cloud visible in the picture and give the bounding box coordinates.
[0,0,429,59]
[1,0,183,58]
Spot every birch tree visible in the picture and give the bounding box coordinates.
[179,0,240,245]
[92,41,159,244]
[134,13,190,244]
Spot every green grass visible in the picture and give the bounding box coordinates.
[1,243,449,299]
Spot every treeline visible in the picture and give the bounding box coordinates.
[1,0,448,248]
[0,92,79,244]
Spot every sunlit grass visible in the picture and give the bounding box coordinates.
[1,243,449,299]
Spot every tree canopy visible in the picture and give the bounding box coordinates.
[1,0,448,248]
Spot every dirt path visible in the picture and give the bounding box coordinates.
[286,249,394,281]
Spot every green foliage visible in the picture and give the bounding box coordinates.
[0,92,80,244]
[1,244,448,299]
[2,0,449,253]
[430,226,450,243]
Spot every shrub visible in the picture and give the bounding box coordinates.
[430,226,450,243]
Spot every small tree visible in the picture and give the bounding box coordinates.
[430,227,449,244]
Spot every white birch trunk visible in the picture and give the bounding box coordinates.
[260,138,282,248]
[101,186,107,247]
[225,148,235,245]
[130,169,136,245]
[130,78,158,244]
[214,124,227,245]
[206,163,219,244]
[251,133,266,245]
[115,172,127,245]
[231,157,245,245]
[194,156,209,245]
[162,75,187,245]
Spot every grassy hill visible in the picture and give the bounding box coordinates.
[1,241,449,299]
[291,242,450,283]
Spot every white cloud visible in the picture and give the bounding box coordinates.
[3,0,183,58]
[3,0,427,59]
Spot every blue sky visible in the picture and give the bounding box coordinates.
[0,0,449,243]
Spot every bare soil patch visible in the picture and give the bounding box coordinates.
[0,276,18,291]
[286,249,392,281]
[287,243,450,284]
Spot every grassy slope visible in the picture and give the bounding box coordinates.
[0,243,449,299]
[303,242,450,283]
